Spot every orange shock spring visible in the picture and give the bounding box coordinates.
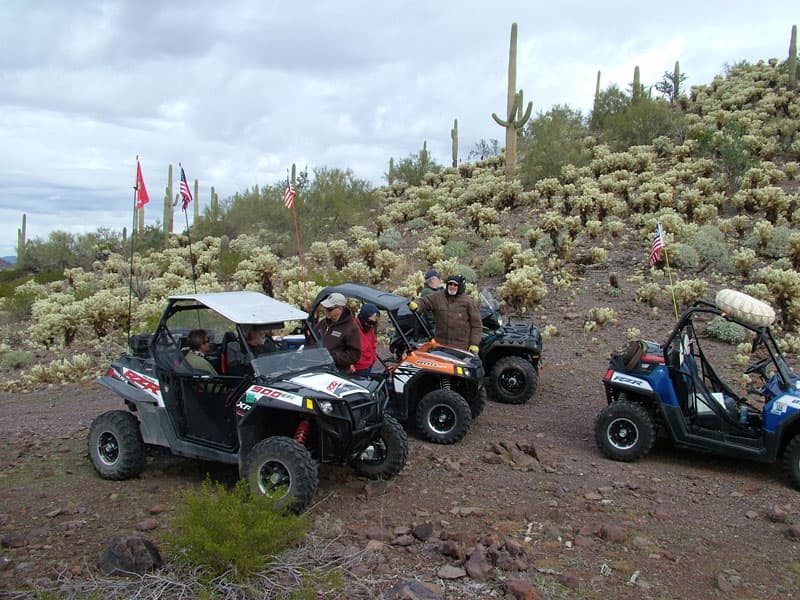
[293,420,311,445]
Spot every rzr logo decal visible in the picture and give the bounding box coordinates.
[123,369,163,404]
[609,372,653,391]
[236,401,252,415]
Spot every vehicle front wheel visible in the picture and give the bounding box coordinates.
[244,437,318,513]
[784,435,800,490]
[87,410,146,480]
[351,415,409,479]
[487,356,538,404]
[594,400,655,462]
[415,389,472,445]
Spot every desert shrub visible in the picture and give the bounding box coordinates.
[378,228,403,250]
[458,265,478,283]
[478,255,505,278]
[667,243,699,269]
[406,216,428,230]
[689,226,733,272]
[1,351,32,370]
[707,316,748,344]
[444,240,471,259]
[165,479,308,578]
[497,266,548,312]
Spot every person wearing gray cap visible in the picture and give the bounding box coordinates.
[420,268,443,332]
[313,292,361,373]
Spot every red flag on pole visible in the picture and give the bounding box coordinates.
[179,164,193,210]
[136,158,150,208]
[284,175,296,209]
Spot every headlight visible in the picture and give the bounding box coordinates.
[317,400,334,415]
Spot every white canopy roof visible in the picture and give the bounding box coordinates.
[169,291,308,324]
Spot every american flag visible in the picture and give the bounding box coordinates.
[179,165,193,210]
[649,223,664,266]
[283,175,296,209]
[135,157,149,208]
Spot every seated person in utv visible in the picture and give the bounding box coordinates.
[225,324,282,375]
[184,329,217,375]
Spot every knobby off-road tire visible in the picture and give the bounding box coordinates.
[594,400,656,462]
[487,356,538,404]
[415,389,472,445]
[88,410,146,480]
[351,415,409,480]
[244,437,318,513]
[470,387,487,419]
[783,434,800,490]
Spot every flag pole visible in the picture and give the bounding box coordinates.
[127,160,138,350]
[180,163,198,294]
[657,223,679,321]
[286,169,309,310]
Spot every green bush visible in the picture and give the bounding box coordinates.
[1,351,32,370]
[443,240,471,259]
[690,226,733,272]
[165,478,308,578]
[378,228,403,250]
[478,255,505,278]
[707,316,748,344]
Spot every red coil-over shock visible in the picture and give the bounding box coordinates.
[293,419,311,445]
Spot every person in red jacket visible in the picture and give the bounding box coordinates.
[353,303,380,377]
[314,292,361,373]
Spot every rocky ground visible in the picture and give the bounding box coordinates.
[2,277,800,599]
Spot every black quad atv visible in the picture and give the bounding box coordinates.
[89,291,408,512]
[478,289,543,404]
[596,288,800,489]
[310,283,486,445]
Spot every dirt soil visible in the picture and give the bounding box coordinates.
[2,278,800,599]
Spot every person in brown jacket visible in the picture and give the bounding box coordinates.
[409,274,482,352]
[313,292,361,373]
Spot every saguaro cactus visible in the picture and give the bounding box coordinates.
[17,213,26,268]
[594,71,601,110]
[193,179,199,222]
[632,65,641,102]
[163,164,174,243]
[789,25,797,91]
[672,61,682,99]
[492,22,533,181]
[451,118,459,167]
[210,186,218,220]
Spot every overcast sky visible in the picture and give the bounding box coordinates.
[0,0,795,257]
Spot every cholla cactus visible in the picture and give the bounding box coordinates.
[733,247,757,276]
[328,239,350,270]
[635,282,662,306]
[497,265,547,312]
[668,279,709,310]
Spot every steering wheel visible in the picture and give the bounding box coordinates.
[744,356,772,380]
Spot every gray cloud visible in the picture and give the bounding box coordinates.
[0,0,794,256]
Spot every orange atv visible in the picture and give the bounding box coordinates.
[311,284,486,444]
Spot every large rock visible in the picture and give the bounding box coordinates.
[97,534,162,577]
